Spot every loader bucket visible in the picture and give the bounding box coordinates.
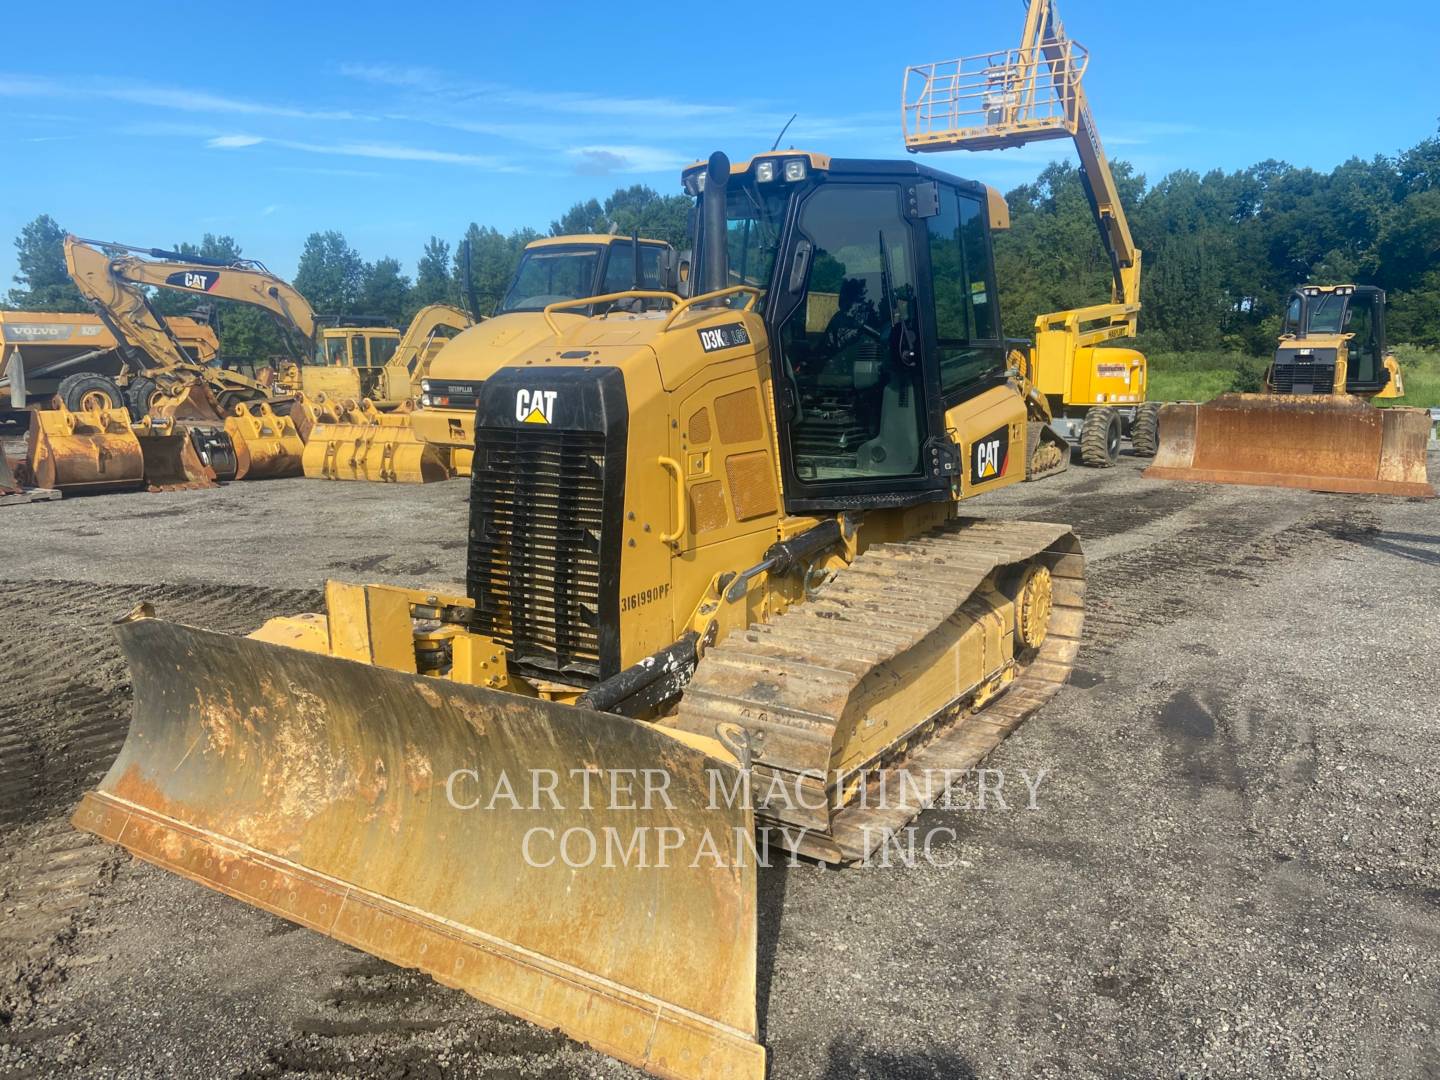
[189,427,239,481]
[301,399,451,483]
[226,403,304,480]
[73,618,764,1080]
[132,418,217,491]
[26,403,145,494]
[1144,394,1436,498]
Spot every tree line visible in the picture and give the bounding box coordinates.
[6,128,1437,361]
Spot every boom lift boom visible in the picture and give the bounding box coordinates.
[904,0,1156,465]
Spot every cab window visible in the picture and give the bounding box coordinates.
[775,183,926,484]
[500,248,601,312]
[350,334,367,365]
[369,336,399,366]
[601,244,665,293]
[323,336,347,365]
[928,187,1003,397]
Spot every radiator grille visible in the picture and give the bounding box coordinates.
[467,428,607,683]
[1272,358,1335,395]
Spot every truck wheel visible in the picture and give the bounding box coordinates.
[56,373,124,413]
[124,375,164,421]
[1080,407,1121,468]
[1131,402,1162,457]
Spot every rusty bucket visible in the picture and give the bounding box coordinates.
[301,399,451,484]
[225,402,304,480]
[74,615,764,1080]
[132,417,218,491]
[27,403,146,494]
[1144,394,1435,498]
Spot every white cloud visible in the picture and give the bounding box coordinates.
[204,131,510,169]
[209,134,264,148]
[0,72,362,122]
[566,145,691,176]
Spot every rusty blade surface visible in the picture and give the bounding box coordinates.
[1144,395,1436,498]
[27,408,145,493]
[73,619,763,1080]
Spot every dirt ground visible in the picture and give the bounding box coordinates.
[1,451,1438,1079]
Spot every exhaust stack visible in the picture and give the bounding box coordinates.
[702,151,730,296]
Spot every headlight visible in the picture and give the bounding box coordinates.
[419,394,433,407]
[421,380,432,393]
[755,160,778,183]
[783,158,808,182]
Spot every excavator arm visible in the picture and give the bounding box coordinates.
[391,303,475,384]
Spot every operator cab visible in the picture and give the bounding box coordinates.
[1277,285,1390,395]
[686,151,1008,512]
[499,236,674,315]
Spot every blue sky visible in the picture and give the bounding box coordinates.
[3,0,1436,291]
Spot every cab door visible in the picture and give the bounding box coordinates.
[766,178,953,512]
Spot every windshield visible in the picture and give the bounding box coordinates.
[696,182,790,296]
[1305,293,1349,335]
[498,247,602,313]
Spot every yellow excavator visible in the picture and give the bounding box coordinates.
[1147,284,1435,497]
[412,233,675,476]
[903,0,1156,467]
[75,150,1087,1080]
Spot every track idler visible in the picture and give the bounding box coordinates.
[1145,394,1435,498]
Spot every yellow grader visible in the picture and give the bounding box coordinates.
[76,149,1086,1079]
[1147,284,1434,498]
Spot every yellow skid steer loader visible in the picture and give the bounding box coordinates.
[1147,285,1434,497]
[76,151,1086,1080]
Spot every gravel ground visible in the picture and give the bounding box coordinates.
[1,451,1437,1079]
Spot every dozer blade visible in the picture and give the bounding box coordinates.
[132,418,217,491]
[27,403,145,494]
[301,399,451,483]
[226,403,304,480]
[73,618,763,1080]
[1145,394,1436,498]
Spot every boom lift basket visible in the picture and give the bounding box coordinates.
[903,39,1090,151]
[27,402,145,494]
[1145,395,1436,498]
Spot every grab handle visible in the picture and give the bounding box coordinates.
[658,457,686,545]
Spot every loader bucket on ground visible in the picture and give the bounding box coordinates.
[132,418,217,491]
[73,618,763,1080]
[1144,394,1436,498]
[26,403,145,494]
[301,399,451,483]
[148,379,228,424]
[226,403,304,480]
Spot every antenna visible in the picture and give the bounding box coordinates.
[770,114,797,151]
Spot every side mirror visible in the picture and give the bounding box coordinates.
[675,251,693,299]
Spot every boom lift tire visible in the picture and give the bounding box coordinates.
[1080,406,1121,467]
[57,373,125,413]
[1130,401,1161,457]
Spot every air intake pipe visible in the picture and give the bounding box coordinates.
[701,151,730,297]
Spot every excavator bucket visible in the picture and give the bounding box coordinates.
[301,399,451,483]
[1145,394,1436,498]
[147,379,229,424]
[26,402,146,494]
[226,402,304,480]
[131,417,218,491]
[73,617,764,1080]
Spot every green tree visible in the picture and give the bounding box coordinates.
[411,237,454,311]
[550,185,691,250]
[294,230,365,316]
[454,225,539,315]
[7,214,85,310]
[358,257,412,325]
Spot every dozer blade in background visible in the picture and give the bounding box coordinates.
[1145,394,1436,498]
[27,403,145,494]
[132,417,217,491]
[226,402,304,480]
[73,618,763,1080]
[301,399,451,483]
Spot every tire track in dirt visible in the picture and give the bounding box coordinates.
[0,579,320,1054]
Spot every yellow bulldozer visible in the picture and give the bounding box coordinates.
[412,233,676,476]
[75,150,1087,1080]
[1146,284,1435,497]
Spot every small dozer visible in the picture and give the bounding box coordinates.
[76,151,1087,1080]
[1147,284,1435,497]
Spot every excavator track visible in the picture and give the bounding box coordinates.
[673,518,1083,864]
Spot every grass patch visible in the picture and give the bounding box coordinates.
[1142,346,1440,408]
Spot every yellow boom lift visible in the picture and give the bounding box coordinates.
[1147,284,1434,497]
[903,0,1156,467]
[76,150,1087,1079]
